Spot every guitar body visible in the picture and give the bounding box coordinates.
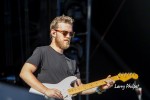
[29,76,78,100]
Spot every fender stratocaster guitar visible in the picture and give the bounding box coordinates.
[29,73,138,100]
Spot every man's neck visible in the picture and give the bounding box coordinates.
[50,44,63,54]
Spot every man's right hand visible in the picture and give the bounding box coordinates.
[44,88,63,99]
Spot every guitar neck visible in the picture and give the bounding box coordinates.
[68,75,119,95]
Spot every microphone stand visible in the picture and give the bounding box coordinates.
[134,80,142,100]
[135,87,142,100]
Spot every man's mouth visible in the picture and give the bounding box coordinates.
[64,39,70,42]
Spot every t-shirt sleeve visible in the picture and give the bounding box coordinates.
[75,66,81,79]
[26,47,42,67]
[73,60,81,79]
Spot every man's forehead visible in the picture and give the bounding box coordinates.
[57,23,73,30]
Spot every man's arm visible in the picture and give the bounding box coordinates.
[19,63,63,99]
[19,63,47,94]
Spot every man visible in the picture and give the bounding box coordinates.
[19,15,115,100]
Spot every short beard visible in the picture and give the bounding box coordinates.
[55,36,70,50]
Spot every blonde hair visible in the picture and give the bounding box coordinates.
[50,15,74,30]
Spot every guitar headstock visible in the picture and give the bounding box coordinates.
[117,73,138,82]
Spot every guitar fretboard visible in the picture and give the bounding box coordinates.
[68,75,119,95]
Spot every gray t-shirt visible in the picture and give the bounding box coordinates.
[26,46,80,84]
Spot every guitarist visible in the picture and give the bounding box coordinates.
[19,15,115,100]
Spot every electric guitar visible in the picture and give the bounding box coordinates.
[29,73,138,100]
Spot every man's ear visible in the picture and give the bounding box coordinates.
[51,29,56,38]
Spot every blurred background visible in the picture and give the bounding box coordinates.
[1,0,150,100]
